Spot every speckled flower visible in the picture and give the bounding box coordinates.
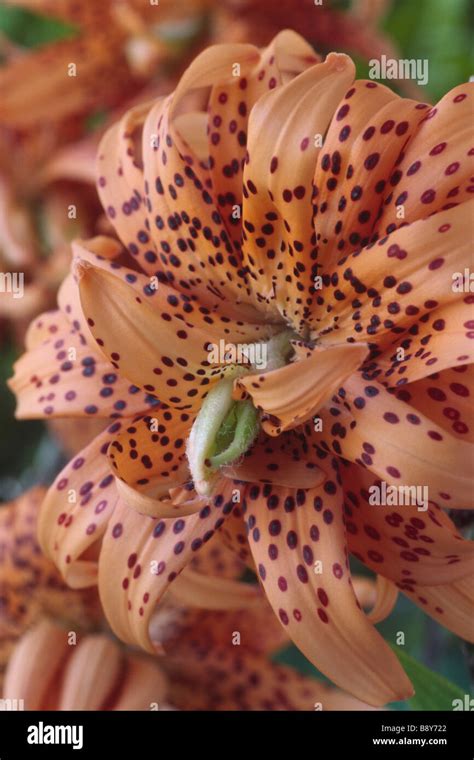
[10,31,474,706]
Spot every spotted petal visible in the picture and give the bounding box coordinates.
[38,423,124,587]
[311,371,474,508]
[240,475,413,705]
[241,52,355,329]
[312,80,426,270]
[378,83,474,234]
[97,480,239,651]
[341,462,474,585]
[235,341,367,434]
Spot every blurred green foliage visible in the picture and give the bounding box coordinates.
[0,4,77,48]
[384,0,474,101]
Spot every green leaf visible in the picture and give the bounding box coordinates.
[0,5,78,49]
[391,646,466,710]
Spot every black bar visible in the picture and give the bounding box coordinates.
[0,709,471,757]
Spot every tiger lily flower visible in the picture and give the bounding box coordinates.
[9,31,474,706]
[0,487,101,688]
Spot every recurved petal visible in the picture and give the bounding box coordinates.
[97,482,237,652]
[341,462,474,585]
[98,42,261,291]
[207,30,319,252]
[366,575,399,625]
[392,366,474,443]
[312,80,426,271]
[141,60,255,305]
[377,83,474,234]
[399,575,474,643]
[75,259,241,411]
[68,238,271,344]
[316,201,472,376]
[239,476,413,705]
[169,567,261,610]
[38,422,124,588]
[241,52,355,329]
[115,479,206,520]
[96,103,152,271]
[10,309,156,420]
[311,372,474,509]
[234,342,367,435]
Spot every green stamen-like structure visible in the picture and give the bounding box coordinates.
[187,329,296,495]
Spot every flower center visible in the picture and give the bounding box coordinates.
[186,329,295,495]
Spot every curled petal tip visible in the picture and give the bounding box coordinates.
[326,52,353,72]
[72,257,93,282]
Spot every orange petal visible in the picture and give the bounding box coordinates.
[38,423,124,587]
[168,649,380,710]
[366,575,399,624]
[315,201,472,381]
[0,2,139,129]
[71,237,272,342]
[113,654,167,710]
[153,601,288,658]
[378,83,474,234]
[235,342,367,434]
[239,477,413,705]
[75,259,248,411]
[312,80,425,271]
[0,487,100,668]
[312,372,474,509]
[108,412,192,491]
[207,30,319,254]
[395,366,474,443]
[95,103,152,271]
[169,566,261,609]
[9,309,156,420]
[188,532,246,580]
[341,462,474,585]
[97,480,238,652]
[375,298,474,387]
[141,73,255,308]
[0,175,37,267]
[241,52,355,327]
[400,575,474,643]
